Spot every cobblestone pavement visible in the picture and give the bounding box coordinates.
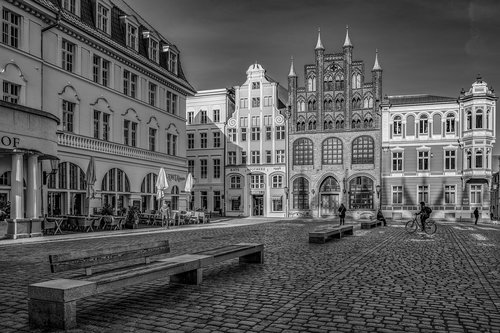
[0,219,499,332]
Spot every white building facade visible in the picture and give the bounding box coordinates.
[381,77,497,221]
[186,89,235,215]
[0,0,195,237]
[225,64,288,217]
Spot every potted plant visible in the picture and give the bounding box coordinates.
[99,204,114,216]
[124,206,140,229]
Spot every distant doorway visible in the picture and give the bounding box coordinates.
[252,195,264,216]
[321,194,339,216]
[319,176,341,217]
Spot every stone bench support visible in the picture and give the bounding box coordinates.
[309,225,354,244]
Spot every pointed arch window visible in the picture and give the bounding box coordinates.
[352,117,361,129]
[324,75,333,91]
[323,98,333,110]
[335,73,344,90]
[364,117,373,128]
[308,120,316,130]
[352,96,362,109]
[292,177,309,209]
[335,118,344,129]
[351,73,361,89]
[296,121,305,131]
[319,177,341,192]
[335,97,344,111]
[307,76,316,91]
[363,95,374,108]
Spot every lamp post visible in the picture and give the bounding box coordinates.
[283,105,292,218]
[42,159,59,217]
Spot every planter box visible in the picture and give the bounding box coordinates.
[6,218,44,239]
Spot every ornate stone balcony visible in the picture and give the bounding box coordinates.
[57,132,177,164]
[462,169,492,178]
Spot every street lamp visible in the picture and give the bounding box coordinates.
[43,159,59,185]
[376,184,381,198]
[42,159,59,217]
[282,105,292,218]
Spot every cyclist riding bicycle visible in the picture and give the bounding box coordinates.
[416,201,432,231]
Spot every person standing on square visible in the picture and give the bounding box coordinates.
[338,203,346,226]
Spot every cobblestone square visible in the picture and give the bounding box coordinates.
[0,218,499,332]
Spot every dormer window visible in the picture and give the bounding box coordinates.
[96,3,110,34]
[149,38,158,63]
[62,0,79,15]
[168,50,178,74]
[252,82,260,89]
[126,23,138,51]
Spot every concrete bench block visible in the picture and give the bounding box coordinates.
[28,279,96,330]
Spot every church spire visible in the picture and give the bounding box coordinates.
[288,56,297,77]
[343,25,352,47]
[372,49,382,71]
[315,27,324,50]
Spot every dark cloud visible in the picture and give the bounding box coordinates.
[130,0,500,96]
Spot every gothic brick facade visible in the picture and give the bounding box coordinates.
[287,28,382,219]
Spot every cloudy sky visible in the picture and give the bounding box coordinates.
[131,0,500,97]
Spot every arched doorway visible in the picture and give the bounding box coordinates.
[319,176,340,216]
[47,162,86,216]
[349,176,374,209]
[140,173,158,212]
[101,168,130,214]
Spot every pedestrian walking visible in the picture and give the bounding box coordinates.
[160,202,171,228]
[338,203,346,226]
[474,207,479,225]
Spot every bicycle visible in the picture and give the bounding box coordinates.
[405,213,437,235]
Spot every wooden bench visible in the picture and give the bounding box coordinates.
[28,241,264,330]
[360,219,383,229]
[309,225,354,243]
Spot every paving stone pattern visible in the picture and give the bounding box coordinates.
[0,220,499,332]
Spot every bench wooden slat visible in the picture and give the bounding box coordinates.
[193,243,259,258]
[49,240,170,273]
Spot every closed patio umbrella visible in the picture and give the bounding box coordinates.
[184,173,194,210]
[85,156,96,217]
[156,167,169,205]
